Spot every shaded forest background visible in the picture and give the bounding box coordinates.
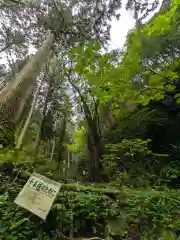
[0,0,180,239]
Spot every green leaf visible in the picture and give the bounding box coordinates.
[176,98,180,104]
[175,93,180,99]
[0,226,8,233]
[153,153,169,157]
[10,218,30,230]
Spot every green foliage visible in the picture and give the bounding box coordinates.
[67,128,86,153]
[0,148,31,165]
[0,178,119,239]
[1,177,180,239]
[125,188,180,238]
[106,138,168,158]
[106,138,152,155]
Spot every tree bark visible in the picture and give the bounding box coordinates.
[0,33,54,147]
[87,122,104,182]
[50,137,56,161]
[16,79,43,149]
[55,96,69,163]
[35,76,54,153]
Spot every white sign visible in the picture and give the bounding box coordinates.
[14,172,61,220]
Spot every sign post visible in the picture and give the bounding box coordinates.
[14,172,61,220]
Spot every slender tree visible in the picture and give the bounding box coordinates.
[16,77,44,149]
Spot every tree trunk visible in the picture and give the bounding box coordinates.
[35,76,54,153]
[56,117,67,163]
[0,33,54,147]
[16,79,43,149]
[87,132,96,182]
[68,79,104,182]
[87,127,104,183]
[50,137,56,161]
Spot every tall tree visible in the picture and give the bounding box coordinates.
[0,0,123,147]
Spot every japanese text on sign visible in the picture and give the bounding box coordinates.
[14,172,61,220]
